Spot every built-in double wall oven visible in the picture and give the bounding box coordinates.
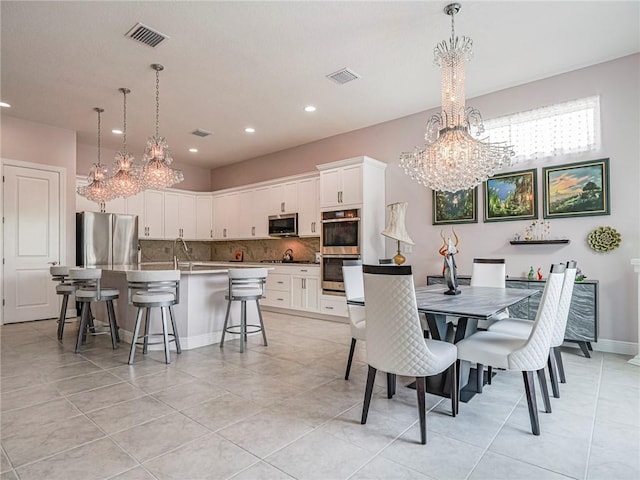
[321,209,360,294]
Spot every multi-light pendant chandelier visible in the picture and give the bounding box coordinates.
[77,108,116,212]
[109,87,142,198]
[140,64,183,189]
[400,3,514,192]
[77,63,183,207]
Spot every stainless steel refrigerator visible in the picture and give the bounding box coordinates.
[76,212,138,267]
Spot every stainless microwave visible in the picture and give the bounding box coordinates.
[268,213,298,237]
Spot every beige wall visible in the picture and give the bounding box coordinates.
[77,143,213,192]
[210,54,640,347]
[1,115,77,266]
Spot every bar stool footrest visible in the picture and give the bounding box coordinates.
[224,324,263,335]
[133,333,179,347]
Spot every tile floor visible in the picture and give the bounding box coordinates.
[1,312,639,480]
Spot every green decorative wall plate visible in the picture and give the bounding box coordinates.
[587,226,621,252]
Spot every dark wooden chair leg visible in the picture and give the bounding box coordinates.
[554,346,566,383]
[537,368,552,413]
[487,366,493,385]
[345,338,357,380]
[361,365,377,424]
[387,373,396,398]
[450,361,458,417]
[416,377,427,445]
[547,350,560,398]
[476,363,484,393]
[455,359,461,416]
[523,371,540,435]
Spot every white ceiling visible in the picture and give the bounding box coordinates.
[2,1,639,170]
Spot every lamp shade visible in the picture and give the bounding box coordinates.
[381,202,414,245]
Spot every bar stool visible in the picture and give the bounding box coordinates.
[126,270,181,365]
[50,266,77,341]
[220,268,268,353]
[69,268,120,353]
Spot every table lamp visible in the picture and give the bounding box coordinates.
[381,202,414,265]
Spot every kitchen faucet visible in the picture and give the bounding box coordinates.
[173,237,192,269]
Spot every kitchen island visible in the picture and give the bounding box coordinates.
[94,262,266,350]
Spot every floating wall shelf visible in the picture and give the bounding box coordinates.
[509,240,570,245]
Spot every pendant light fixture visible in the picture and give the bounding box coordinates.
[77,107,116,212]
[140,63,184,189]
[109,88,142,197]
[400,3,514,192]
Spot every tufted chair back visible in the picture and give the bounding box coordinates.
[363,265,443,377]
[508,264,565,370]
[551,261,577,348]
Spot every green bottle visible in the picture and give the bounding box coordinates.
[528,266,534,280]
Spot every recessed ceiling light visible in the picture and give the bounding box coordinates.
[304,105,316,112]
[189,148,198,153]
[245,127,255,133]
[0,102,11,108]
[112,129,123,135]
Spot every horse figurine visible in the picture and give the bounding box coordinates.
[439,229,461,295]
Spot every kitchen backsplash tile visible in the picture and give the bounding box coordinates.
[140,237,320,264]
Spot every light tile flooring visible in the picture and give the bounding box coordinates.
[1,312,639,480]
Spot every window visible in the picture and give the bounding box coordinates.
[484,96,601,162]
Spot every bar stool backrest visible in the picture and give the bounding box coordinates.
[126,270,181,305]
[69,268,103,299]
[227,268,268,300]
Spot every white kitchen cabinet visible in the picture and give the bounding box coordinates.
[319,164,362,209]
[195,195,214,240]
[164,192,196,239]
[126,191,145,227]
[291,275,320,312]
[263,273,292,309]
[213,192,239,239]
[143,190,164,239]
[297,177,319,236]
[251,187,270,238]
[269,181,298,214]
[236,190,254,238]
[319,295,348,317]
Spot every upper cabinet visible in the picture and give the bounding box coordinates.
[195,195,213,240]
[318,163,363,209]
[269,181,298,215]
[164,192,196,239]
[297,177,319,236]
[144,190,165,239]
[213,192,239,240]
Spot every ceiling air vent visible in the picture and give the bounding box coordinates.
[125,23,169,48]
[191,129,212,138]
[326,68,360,85]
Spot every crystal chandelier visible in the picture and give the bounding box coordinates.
[141,64,184,189]
[109,88,142,197]
[77,108,116,211]
[400,3,514,192]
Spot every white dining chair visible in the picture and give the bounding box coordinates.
[361,265,458,445]
[471,258,509,319]
[488,261,578,397]
[455,264,565,435]
[342,261,365,380]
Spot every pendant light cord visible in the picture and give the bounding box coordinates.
[123,90,128,152]
[155,68,160,137]
[96,108,102,166]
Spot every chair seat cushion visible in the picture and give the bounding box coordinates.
[424,339,458,375]
[456,331,528,370]
[56,284,77,294]
[487,318,533,339]
[132,292,176,304]
[75,288,119,299]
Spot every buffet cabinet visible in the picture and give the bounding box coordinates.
[426,275,599,355]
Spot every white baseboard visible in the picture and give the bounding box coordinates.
[563,339,638,356]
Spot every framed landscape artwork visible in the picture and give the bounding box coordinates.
[432,188,477,225]
[543,158,610,219]
[483,168,537,222]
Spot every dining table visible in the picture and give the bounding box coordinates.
[348,283,540,401]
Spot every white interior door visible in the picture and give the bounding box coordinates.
[3,165,61,323]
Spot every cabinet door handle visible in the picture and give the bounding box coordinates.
[223,228,227,238]
[281,201,285,213]
[277,297,284,301]
[210,230,213,238]
[277,281,284,284]
[300,269,308,272]
[325,305,334,310]
[252,226,255,236]
[311,221,315,233]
